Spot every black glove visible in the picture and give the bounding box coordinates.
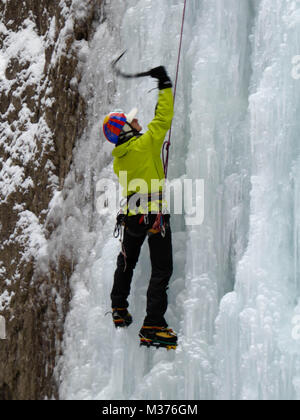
[149,66,173,90]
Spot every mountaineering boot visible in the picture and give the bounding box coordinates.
[112,308,133,328]
[139,326,177,350]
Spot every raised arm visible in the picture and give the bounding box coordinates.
[137,67,174,153]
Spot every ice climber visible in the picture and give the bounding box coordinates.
[102,66,177,349]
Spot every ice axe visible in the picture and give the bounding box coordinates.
[112,50,152,79]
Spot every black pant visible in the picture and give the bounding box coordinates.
[111,215,173,327]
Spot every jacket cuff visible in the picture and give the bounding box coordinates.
[159,78,173,90]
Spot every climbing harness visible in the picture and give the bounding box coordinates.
[162,0,187,178]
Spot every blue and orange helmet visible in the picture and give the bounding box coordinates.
[103,111,127,144]
[103,108,138,144]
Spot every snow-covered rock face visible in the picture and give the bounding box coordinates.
[58,0,300,401]
[0,0,101,400]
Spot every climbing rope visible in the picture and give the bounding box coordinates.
[162,0,187,179]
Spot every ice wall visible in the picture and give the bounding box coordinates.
[215,0,300,400]
[57,0,300,400]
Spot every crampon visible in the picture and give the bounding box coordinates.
[112,308,133,328]
[139,326,177,350]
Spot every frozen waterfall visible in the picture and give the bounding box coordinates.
[55,0,300,400]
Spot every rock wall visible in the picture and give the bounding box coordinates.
[0,0,102,400]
